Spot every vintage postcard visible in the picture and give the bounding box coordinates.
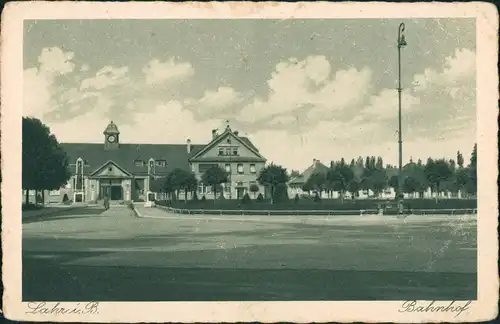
[1,1,498,322]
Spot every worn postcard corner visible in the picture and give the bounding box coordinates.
[1,1,499,323]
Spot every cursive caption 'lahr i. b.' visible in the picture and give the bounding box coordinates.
[399,300,472,317]
[25,302,99,315]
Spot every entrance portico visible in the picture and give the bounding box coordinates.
[90,160,134,201]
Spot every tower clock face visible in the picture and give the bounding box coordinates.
[108,135,116,143]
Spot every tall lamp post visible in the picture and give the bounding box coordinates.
[397,22,407,214]
[227,137,232,200]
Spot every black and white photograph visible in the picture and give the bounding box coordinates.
[1,2,498,323]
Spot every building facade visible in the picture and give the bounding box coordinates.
[189,124,267,200]
[30,121,266,204]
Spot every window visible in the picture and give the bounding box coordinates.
[250,164,256,174]
[218,148,224,156]
[237,164,244,174]
[199,163,217,174]
[148,159,155,174]
[49,190,60,196]
[225,164,231,173]
[156,160,166,167]
[198,184,212,194]
[135,160,144,167]
[233,148,239,156]
[225,148,231,156]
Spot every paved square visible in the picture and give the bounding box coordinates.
[22,206,477,301]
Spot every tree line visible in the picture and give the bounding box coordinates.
[299,145,477,202]
[151,163,290,204]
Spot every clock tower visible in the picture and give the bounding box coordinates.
[103,121,120,150]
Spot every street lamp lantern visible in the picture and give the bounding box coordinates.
[397,22,407,215]
[399,34,407,47]
[398,23,407,48]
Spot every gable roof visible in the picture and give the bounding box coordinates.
[189,127,266,162]
[61,143,204,176]
[289,160,329,185]
[90,160,133,177]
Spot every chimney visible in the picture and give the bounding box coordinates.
[234,131,239,136]
[212,129,217,139]
[187,138,192,154]
[313,158,317,165]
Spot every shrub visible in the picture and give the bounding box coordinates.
[22,203,43,211]
[62,193,70,205]
[201,195,206,202]
[256,193,264,202]
[274,183,289,202]
[313,192,321,203]
[294,194,300,204]
[249,184,260,198]
[241,193,252,205]
[218,193,226,200]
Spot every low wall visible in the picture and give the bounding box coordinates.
[156,205,477,216]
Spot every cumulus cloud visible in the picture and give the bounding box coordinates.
[47,100,221,145]
[23,68,53,118]
[23,47,78,118]
[80,64,90,72]
[252,118,475,171]
[23,44,476,173]
[142,58,195,85]
[238,56,372,124]
[361,88,420,120]
[126,101,221,143]
[80,66,130,91]
[184,86,243,117]
[250,48,476,171]
[413,48,475,92]
[37,47,76,75]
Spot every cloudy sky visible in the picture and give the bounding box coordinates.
[23,19,476,171]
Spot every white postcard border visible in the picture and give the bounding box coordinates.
[2,2,498,323]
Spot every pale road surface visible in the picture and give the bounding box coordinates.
[22,206,477,301]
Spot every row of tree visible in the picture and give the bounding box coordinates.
[151,164,289,204]
[299,145,477,201]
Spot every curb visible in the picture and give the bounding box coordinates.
[131,205,143,218]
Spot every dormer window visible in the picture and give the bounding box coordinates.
[148,158,155,175]
[135,160,144,167]
[155,160,166,167]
